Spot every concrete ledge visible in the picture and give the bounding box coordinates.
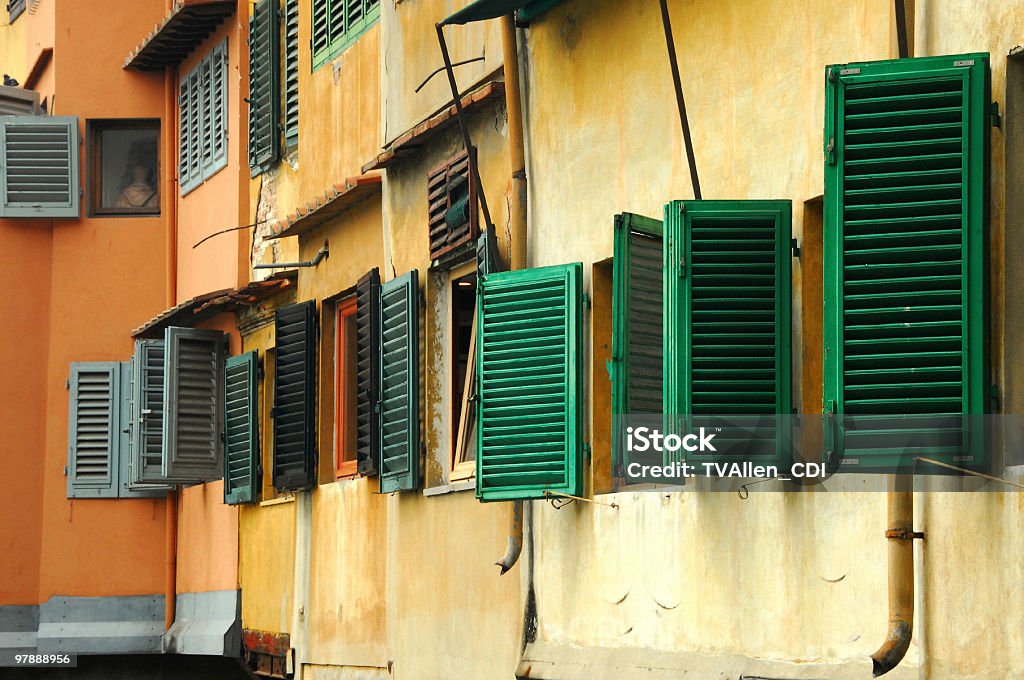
[0,604,39,653]
[37,594,164,654]
[516,641,919,680]
[163,590,241,656]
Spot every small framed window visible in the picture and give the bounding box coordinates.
[87,119,160,216]
[335,296,359,478]
[450,265,477,481]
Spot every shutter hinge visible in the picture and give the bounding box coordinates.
[678,202,686,215]
[582,293,591,310]
[825,137,836,165]
[954,59,975,67]
[791,238,801,258]
[823,399,839,472]
[270,406,277,419]
[582,442,592,463]
[827,66,836,83]
[839,67,860,75]
[65,377,70,390]
[991,383,1001,412]
[678,256,688,278]
[63,465,67,476]
[991,102,1001,129]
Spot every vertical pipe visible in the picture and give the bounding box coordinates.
[870,479,915,676]
[658,0,701,200]
[164,488,178,630]
[164,68,177,309]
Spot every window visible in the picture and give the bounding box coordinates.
[249,0,280,173]
[378,270,420,493]
[312,0,381,69]
[664,200,792,470]
[335,296,358,478]
[7,0,24,22]
[477,263,583,502]
[273,301,318,491]
[0,116,80,218]
[428,149,479,265]
[823,54,990,472]
[87,119,160,216]
[180,39,228,195]
[450,266,477,481]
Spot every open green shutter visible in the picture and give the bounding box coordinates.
[611,213,663,477]
[356,268,381,476]
[665,200,792,467]
[284,0,299,149]
[67,362,120,498]
[824,54,989,472]
[248,0,280,173]
[0,115,79,218]
[273,301,318,490]
[162,327,226,482]
[224,352,259,504]
[477,263,583,501]
[379,271,419,493]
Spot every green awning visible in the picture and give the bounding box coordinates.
[441,0,564,25]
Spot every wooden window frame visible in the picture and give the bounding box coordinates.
[335,296,359,479]
[86,118,161,218]
[449,262,477,482]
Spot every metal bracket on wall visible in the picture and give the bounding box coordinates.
[253,241,329,270]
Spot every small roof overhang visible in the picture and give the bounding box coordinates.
[131,272,296,339]
[441,0,564,25]
[124,0,236,71]
[264,174,383,240]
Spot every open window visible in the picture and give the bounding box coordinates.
[335,296,359,478]
[450,266,478,481]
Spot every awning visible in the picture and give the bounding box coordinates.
[124,0,236,71]
[264,173,382,240]
[442,0,564,25]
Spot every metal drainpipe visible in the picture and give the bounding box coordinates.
[163,65,179,632]
[494,13,528,575]
[165,488,178,630]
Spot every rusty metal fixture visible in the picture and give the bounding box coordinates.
[870,483,915,677]
[495,500,523,575]
[657,0,701,199]
[243,629,291,679]
[501,14,527,271]
[895,0,909,59]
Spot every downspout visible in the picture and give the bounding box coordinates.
[494,14,527,575]
[165,488,178,629]
[163,66,179,632]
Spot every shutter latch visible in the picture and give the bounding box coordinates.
[679,256,688,278]
[825,137,836,165]
[791,238,801,258]
[991,102,1001,129]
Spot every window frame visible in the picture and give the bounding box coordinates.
[312,0,381,70]
[86,118,161,218]
[335,295,359,479]
[448,262,477,482]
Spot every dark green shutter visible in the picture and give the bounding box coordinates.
[477,263,583,501]
[224,352,260,504]
[314,0,381,67]
[273,301,318,490]
[611,213,663,477]
[0,115,80,218]
[248,0,280,173]
[379,271,419,493]
[356,268,381,477]
[823,54,989,471]
[284,0,299,149]
[665,200,792,467]
[67,362,120,499]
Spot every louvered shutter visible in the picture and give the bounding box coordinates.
[665,200,792,467]
[67,363,120,498]
[162,327,226,482]
[284,0,299,149]
[0,115,79,218]
[823,54,989,471]
[248,0,280,173]
[128,340,170,486]
[119,360,168,498]
[273,301,318,491]
[178,76,193,192]
[356,268,381,476]
[180,66,204,195]
[428,149,479,262]
[611,213,663,477]
[312,0,329,58]
[477,263,583,501]
[379,271,420,493]
[224,352,260,504]
[202,40,229,178]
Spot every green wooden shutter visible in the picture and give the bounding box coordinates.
[284,0,299,149]
[611,213,663,477]
[379,270,420,493]
[356,268,381,477]
[665,200,792,467]
[67,362,120,498]
[162,327,226,482]
[224,352,260,504]
[248,0,280,174]
[273,301,318,490]
[823,54,989,471]
[312,0,329,58]
[477,263,583,501]
[128,340,169,486]
[0,115,79,218]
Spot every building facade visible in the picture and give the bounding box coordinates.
[1,0,1023,678]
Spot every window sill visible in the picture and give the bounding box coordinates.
[422,479,475,497]
[259,494,296,507]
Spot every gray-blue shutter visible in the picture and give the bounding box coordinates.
[119,360,168,498]
[128,339,169,486]
[0,115,80,218]
[202,39,229,178]
[67,362,120,498]
[162,327,226,482]
[379,270,420,493]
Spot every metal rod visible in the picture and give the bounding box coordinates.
[658,0,701,200]
[894,0,909,59]
[434,23,495,230]
[415,56,486,93]
[253,243,329,269]
[916,457,1024,489]
[193,218,271,249]
[544,490,619,509]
